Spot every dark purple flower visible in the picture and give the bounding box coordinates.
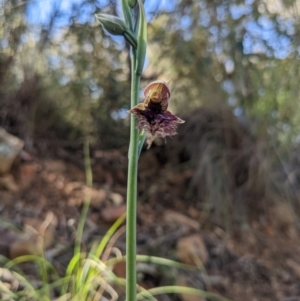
[129,80,184,147]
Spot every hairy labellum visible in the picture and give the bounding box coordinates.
[129,80,184,148]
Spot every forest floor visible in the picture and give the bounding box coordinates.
[1,148,300,301]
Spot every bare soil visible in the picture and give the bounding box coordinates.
[1,147,300,301]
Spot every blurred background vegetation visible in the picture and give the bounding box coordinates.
[1,0,300,229]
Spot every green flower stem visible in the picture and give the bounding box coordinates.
[126,49,141,301]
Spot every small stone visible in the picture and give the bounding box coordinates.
[9,212,57,259]
[85,187,107,207]
[164,211,200,230]
[286,259,300,279]
[270,203,297,239]
[176,234,208,266]
[44,160,66,173]
[19,163,37,189]
[64,181,82,195]
[0,174,19,192]
[101,204,126,223]
[113,260,126,278]
[0,127,24,175]
[109,192,124,205]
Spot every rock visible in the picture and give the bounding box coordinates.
[286,259,300,279]
[0,127,24,175]
[176,234,208,266]
[64,181,82,195]
[113,260,126,278]
[64,183,107,207]
[270,203,297,239]
[164,210,200,230]
[44,160,66,173]
[0,174,19,192]
[84,186,107,207]
[18,163,37,189]
[101,204,126,223]
[109,192,124,206]
[187,206,201,219]
[9,212,58,259]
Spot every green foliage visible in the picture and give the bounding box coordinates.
[148,13,225,112]
[143,0,300,160]
[0,0,132,150]
[1,0,300,221]
[2,0,300,153]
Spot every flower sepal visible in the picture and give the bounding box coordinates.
[96,13,137,48]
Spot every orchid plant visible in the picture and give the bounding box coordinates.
[96,1,184,300]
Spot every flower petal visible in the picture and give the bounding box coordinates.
[128,103,146,114]
[164,111,185,123]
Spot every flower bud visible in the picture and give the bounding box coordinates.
[96,13,128,36]
[135,0,147,75]
[122,0,133,30]
[96,13,137,48]
[128,0,137,8]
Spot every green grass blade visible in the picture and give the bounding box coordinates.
[136,286,232,301]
